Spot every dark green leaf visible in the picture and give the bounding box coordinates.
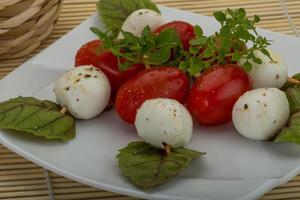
[190,37,207,46]
[189,47,199,55]
[90,27,107,39]
[242,61,252,71]
[285,87,300,115]
[213,11,226,23]
[148,47,172,64]
[236,28,250,40]
[97,0,160,31]
[117,141,203,189]
[189,57,204,76]
[0,97,75,141]
[156,28,180,48]
[194,25,203,37]
[254,15,260,23]
[275,112,300,145]
[237,8,246,18]
[179,61,189,72]
[252,55,262,64]
[232,52,241,61]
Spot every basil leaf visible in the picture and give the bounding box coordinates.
[117,141,203,189]
[0,97,75,141]
[275,112,300,145]
[97,0,160,31]
[282,74,300,114]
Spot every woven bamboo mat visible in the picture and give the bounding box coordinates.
[0,0,300,199]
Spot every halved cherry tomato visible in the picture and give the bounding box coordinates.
[154,21,195,50]
[75,40,144,99]
[187,64,251,125]
[115,67,190,124]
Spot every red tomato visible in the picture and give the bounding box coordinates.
[75,40,144,99]
[115,67,190,124]
[187,64,251,125]
[154,21,195,50]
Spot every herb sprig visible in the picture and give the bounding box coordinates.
[91,8,272,77]
[180,8,272,77]
[90,26,182,70]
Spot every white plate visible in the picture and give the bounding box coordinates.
[1,6,300,200]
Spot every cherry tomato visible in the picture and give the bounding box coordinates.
[75,40,144,99]
[187,64,251,125]
[115,67,190,124]
[154,21,195,50]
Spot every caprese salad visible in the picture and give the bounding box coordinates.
[1,0,300,190]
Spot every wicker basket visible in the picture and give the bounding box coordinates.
[0,0,63,59]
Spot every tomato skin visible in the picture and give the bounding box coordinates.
[75,40,144,99]
[187,64,251,125]
[154,21,195,50]
[115,67,190,124]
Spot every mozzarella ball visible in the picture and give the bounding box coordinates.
[232,88,290,140]
[118,9,165,38]
[53,65,111,119]
[135,98,193,149]
[239,49,288,89]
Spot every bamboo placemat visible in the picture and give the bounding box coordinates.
[0,0,300,199]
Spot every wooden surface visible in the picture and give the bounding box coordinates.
[0,0,300,199]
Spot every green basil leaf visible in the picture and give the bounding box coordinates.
[0,97,75,141]
[275,112,300,145]
[117,141,204,189]
[97,0,160,31]
[286,88,300,115]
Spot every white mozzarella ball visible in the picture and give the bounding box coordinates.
[53,65,111,119]
[232,88,290,140]
[135,98,193,149]
[239,49,288,89]
[118,9,165,38]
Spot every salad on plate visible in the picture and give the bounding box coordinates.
[1,0,300,190]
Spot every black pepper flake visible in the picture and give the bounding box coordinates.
[76,78,80,83]
[76,98,79,102]
[264,104,267,107]
[65,87,70,91]
[275,74,279,79]
[163,131,167,134]
[244,104,248,110]
[257,100,260,103]
[139,12,143,15]
[85,74,91,78]
[263,93,266,96]
[94,75,98,78]
[273,120,277,124]
[78,73,82,76]
[146,118,149,121]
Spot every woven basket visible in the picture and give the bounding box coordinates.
[0,0,63,59]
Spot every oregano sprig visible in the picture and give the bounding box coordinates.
[180,8,272,77]
[90,26,182,71]
[91,8,272,77]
